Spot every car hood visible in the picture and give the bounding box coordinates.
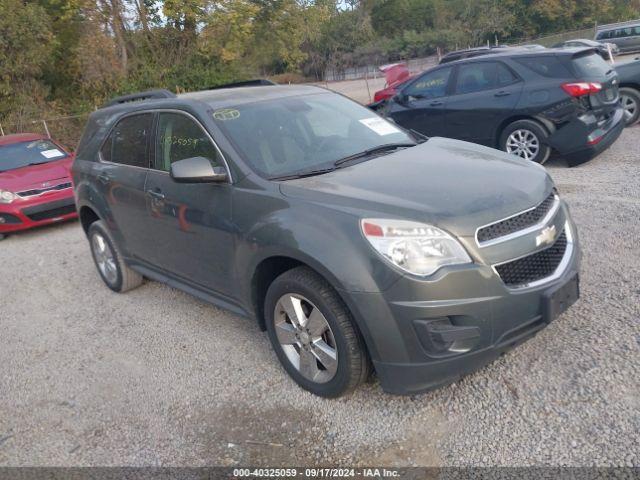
[0,157,73,192]
[279,137,553,237]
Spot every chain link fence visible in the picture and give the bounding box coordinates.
[513,26,597,47]
[0,114,89,150]
[0,23,624,145]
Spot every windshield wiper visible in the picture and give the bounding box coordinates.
[408,129,429,143]
[269,142,418,181]
[269,168,336,181]
[27,161,51,166]
[334,142,416,167]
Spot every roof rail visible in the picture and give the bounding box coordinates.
[102,89,177,108]
[596,18,640,31]
[207,79,277,90]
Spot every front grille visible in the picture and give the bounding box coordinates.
[495,231,567,287]
[477,193,556,244]
[17,182,72,198]
[26,205,76,222]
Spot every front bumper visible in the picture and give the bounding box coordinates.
[0,190,77,235]
[548,106,625,165]
[344,211,581,395]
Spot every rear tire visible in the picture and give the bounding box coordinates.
[620,87,640,126]
[500,119,551,164]
[88,220,142,293]
[0,234,6,241]
[264,267,370,397]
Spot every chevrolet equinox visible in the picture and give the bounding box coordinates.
[72,85,581,397]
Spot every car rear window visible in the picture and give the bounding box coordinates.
[0,139,68,172]
[571,52,612,78]
[513,56,572,78]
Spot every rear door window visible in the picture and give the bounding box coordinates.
[497,63,520,86]
[513,56,572,78]
[101,113,153,168]
[455,62,497,94]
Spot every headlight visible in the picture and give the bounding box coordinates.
[360,219,472,276]
[0,189,17,204]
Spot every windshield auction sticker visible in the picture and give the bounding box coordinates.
[213,108,240,121]
[40,149,65,158]
[359,117,402,136]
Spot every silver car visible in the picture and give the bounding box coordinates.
[596,20,640,54]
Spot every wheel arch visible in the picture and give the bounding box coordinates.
[78,204,101,236]
[495,115,554,149]
[249,252,380,363]
[619,83,640,92]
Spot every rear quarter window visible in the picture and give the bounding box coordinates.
[513,56,572,78]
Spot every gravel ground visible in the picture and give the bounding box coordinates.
[0,126,638,467]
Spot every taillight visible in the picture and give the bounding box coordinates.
[561,82,603,97]
[373,88,393,103]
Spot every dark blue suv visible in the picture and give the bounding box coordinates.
[379,47,625,165]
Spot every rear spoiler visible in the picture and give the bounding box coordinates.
[102,89,176,108]
[207,79,277,90]
[570,47,601,58]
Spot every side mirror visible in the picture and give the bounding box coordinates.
[170,156,228,183]
[393,91,408,105]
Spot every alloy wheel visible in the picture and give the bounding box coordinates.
[92,232,118,285]
[621,93,638,123]
[273,294,338,383]
[506,129,540,161]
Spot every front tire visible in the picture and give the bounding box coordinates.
[88,220,142,293]
[264,267,370,397]
[500,119,551,164]
[620,87,640,126]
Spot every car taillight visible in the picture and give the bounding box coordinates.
[373,89,393,103]
[561,82,603,97]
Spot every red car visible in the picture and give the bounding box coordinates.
[372,63,415,103]
[0,133,77,240]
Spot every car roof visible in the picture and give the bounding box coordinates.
[95,84,329,118]
[564,39,598,45]
[441,46,596,66]
[0,133,49,146]
[178,84,327,109]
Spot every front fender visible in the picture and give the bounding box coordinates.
[234,203,402,364]
[236,202,401,299]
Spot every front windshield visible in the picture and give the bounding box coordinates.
[0,139,68,172]
[211,92,414,178]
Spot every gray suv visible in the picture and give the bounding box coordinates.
[72,85,581,397]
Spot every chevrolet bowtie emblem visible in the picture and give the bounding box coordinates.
[536,225,557,247]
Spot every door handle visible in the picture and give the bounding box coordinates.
[494,91,512,97]
[97,173,111,184]
[429,100,444,106]
[147,189,165,200]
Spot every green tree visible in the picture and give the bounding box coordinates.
[0,0,54,120]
